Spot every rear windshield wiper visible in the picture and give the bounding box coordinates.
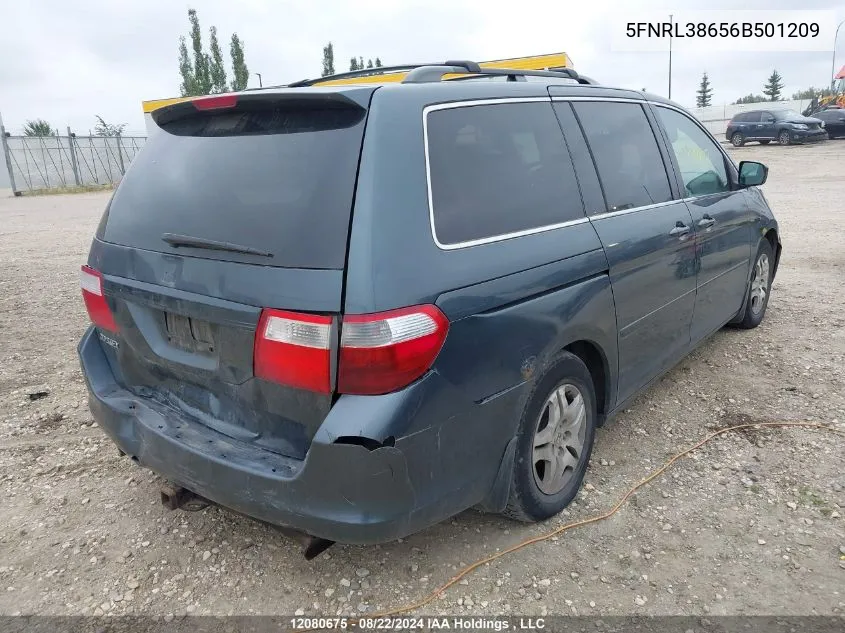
[162,233,273,258]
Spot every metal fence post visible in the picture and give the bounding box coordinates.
[115,133,125,176]
[67,127,81,186]
[0,112,20,195]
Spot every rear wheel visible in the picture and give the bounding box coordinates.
[731,240,774,329]
[503,352,596,522]
[778,130,791,145]
[731,132,745,147]
[759,140,771,145]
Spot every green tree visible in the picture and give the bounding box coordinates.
[734,93,767,105]
[367,59,373,69]
[375,57,382,67]
[208,26,228,93]
[791,86,832,100]
[178,36,196,96]
[321,42,335,77]
[695,72,713,108]
[358,56,364,71]
[349,57,359,71]
[230,33,249,90]
[188,9,211,95]
[23,119,55,136]
[763,70,784,101]
[94,115,126,137]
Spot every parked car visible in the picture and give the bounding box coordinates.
[78,62,782,554]
[726,109,827,146]
[814,107,845,139]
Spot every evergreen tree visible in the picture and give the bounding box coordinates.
[367,59,373,69]
[23,120,56,136]
[696,72,713,108]
[208,26,228,93]
[734,94,767,105]
[375,58,382,67]
[763,70,784,101]
[188,9,211,94]
[230,33,249,90]
[350,57,359,71]
[359,57,364,71]
[178,36,196,96]
[321,42,335,77]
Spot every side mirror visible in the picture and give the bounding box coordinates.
[738,161,768,187]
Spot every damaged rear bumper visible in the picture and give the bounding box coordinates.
[80,327,418,544]
[78,327,524,544]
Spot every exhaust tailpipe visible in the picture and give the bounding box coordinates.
[159,482,334,559]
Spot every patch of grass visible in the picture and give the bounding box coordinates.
[797,485,829,509]
[20,183,115,196]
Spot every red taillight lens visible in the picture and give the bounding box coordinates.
[338,305,449,395]
[254,309,332,394]
[80,265,119,332]
[192,94,238,110]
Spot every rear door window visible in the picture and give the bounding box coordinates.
[426,102,585,247]
[573,102,672,212]
[102,98,367,269]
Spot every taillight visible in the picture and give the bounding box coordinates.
[338,305,449,395]
[254,309,332,394]
[80,265,119,332]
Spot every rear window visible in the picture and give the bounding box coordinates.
[426,102,584,247]
[102,98,367,269]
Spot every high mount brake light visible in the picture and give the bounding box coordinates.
[192,94,238,111]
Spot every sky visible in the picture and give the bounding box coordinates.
[1,0,844,135]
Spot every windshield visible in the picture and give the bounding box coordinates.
[773,110,803,120]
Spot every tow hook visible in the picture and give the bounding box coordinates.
[160,482,210,512]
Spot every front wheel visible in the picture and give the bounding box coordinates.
[731,240,774,329]
[778,130,791,145]
[503,352,597,522]
[731,132,745,147]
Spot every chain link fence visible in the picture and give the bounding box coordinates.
[0,119,147,195]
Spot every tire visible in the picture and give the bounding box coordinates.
[731,240,775,329]
[759,140,771,145]
[731,132,745,147]
[778,130,791,145]
[502,352,597,522]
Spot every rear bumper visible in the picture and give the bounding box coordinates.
[78,327,521,544]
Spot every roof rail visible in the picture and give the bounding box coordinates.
[283,59,598,88]
[285,64,429,88]
[403,65,598,85]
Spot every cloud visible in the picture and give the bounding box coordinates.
[1,0,843,135]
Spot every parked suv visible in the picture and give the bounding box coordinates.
[726,108,826,146]
[813,106,845,139]
[78,62,782,552]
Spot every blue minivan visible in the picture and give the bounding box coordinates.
[78,62,781,555]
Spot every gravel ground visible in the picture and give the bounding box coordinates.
[0,141,843,619]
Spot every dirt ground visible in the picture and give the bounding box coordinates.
[0,141,843,619]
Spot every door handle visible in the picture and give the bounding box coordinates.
[669,222,690,237]
[698,215,715,228]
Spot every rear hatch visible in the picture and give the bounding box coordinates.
[89,89,374,460]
